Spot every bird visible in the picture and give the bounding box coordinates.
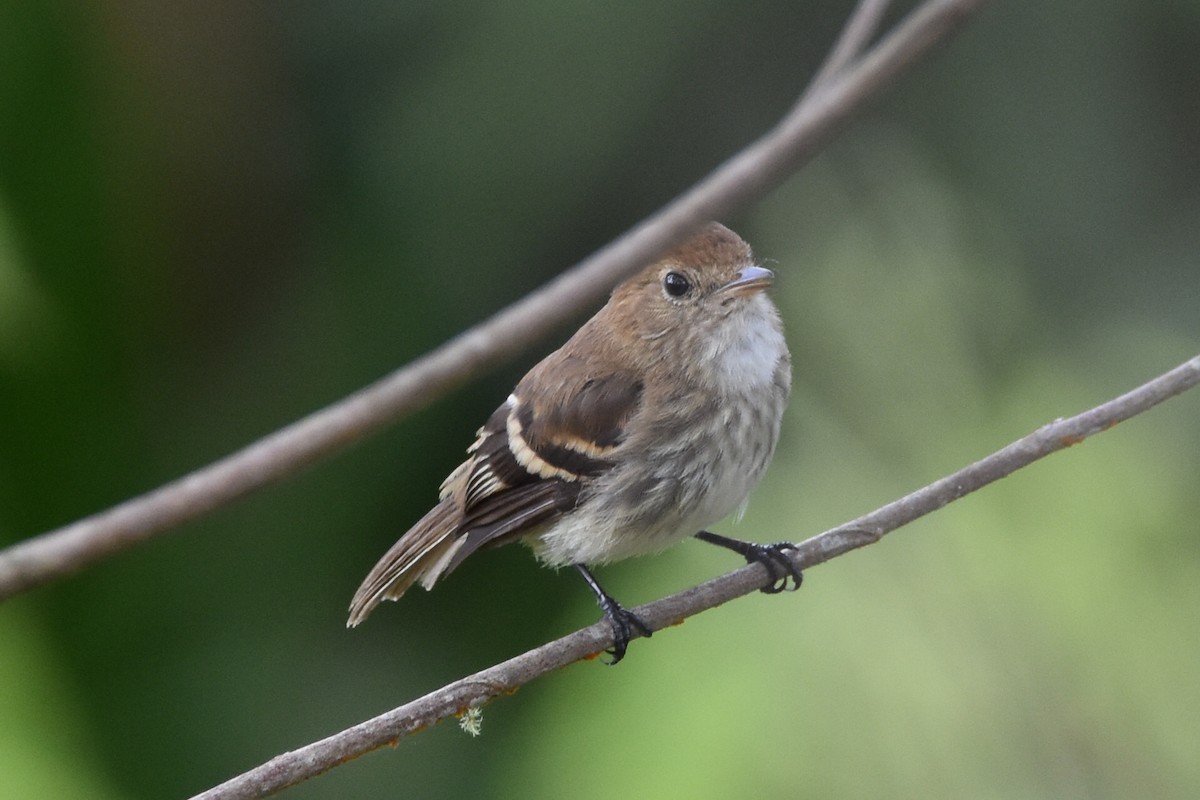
[347,222,797,663]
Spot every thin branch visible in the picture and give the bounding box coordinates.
[0,0,987,602]
[805,0,894,98]
[193,354,1200,800]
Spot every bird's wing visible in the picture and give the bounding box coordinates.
[346,362,644,627]
[441,365,645,572]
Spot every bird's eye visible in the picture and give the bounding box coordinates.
[663,271,691,298]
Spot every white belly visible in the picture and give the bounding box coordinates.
[530,352,789,566]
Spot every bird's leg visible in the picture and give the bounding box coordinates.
[574,564,652,665]
[694,530,802,594]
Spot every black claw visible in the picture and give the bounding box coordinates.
[757,542,803,593]
[575,564,652,665]
[599,598,652,665]
[694,531,803,593]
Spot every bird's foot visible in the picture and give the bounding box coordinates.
[575,564,651,665]
[597,595,652,665]
[694,530,803,594]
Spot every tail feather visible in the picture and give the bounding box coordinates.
[346,501,463,627]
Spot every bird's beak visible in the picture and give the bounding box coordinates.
[720,266,775,297]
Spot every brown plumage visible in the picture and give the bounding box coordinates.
[347,223,794,660]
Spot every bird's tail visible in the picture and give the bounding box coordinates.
[346,500,465,627]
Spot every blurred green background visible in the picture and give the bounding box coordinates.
[2,1,1199,797]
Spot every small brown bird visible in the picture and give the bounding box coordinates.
[348,222,797,662]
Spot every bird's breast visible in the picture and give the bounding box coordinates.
[528,345,790,568]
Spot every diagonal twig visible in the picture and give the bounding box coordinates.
[0,0,988,602]
[191,354,1200,800]
[804,0,894,99]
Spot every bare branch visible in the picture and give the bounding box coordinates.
[805,0,894,98]
[191,354,1200,800]
[0,0,988,602]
